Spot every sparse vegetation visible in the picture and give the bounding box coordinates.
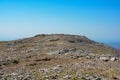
[0,34,120,80]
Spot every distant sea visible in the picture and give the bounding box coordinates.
[106,42,120,50]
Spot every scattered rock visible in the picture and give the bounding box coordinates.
[110,57,118,61]
[100,56,109,61]
[47,48,76,55]
[12,59,19,64]
[50,74,58,79]
[52,65,62,73]
[71,52,87,59]
[29,62,37,66]
[71,55,80,59]
[22,75,32,80]
[0,34,120,80]
[48,38,59,42]
[58,49,69,54]
[6,73,18,76]
[82,75,102,80]
[63,74,72,79]
[69,48,76,52]
[0,70,4,75]
[41,57,51,61]
[39,68,49,74]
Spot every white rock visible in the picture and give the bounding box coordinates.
[52,65,62,70]
[11,73,18,76]
[64,74,72,79]
[110,57,118,61]
[39,68,49,73]
[100,56,109,61]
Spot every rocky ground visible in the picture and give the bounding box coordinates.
[0,34,120,80]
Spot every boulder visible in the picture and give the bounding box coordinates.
[100,56,109,61]
[110,57,118,61]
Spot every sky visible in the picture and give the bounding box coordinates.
[0,0,120,42]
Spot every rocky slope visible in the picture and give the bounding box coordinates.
[0,34,120,80]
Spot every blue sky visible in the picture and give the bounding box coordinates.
[0,0,120,42]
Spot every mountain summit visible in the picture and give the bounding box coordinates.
[0,34,120,80]
[4,34,119,55]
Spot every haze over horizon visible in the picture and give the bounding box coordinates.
[0,0,120,43]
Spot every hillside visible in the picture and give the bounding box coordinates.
[0,34,120,80]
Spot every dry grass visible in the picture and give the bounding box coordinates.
[0,34,120,79]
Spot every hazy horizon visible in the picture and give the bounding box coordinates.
[0,0,120,42]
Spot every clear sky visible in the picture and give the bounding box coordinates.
[0,0,120,42]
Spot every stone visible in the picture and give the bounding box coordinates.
[64,74,72,79]
[0,70,4,75]
[51,74,58,79]
[47,51,59,55]
[41,57,51,61]
[22,75,32,80]
[100,56,109,61]
[52,65,62,73]
[53,65,62,70]
[5,73,18,76]
[110,57,118,61]
[82,75,101,80]
[58,49,69,54]
[69,48,76,52]
[71,55,80,59]
[39,68,49,74]
[48,38,59,42]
